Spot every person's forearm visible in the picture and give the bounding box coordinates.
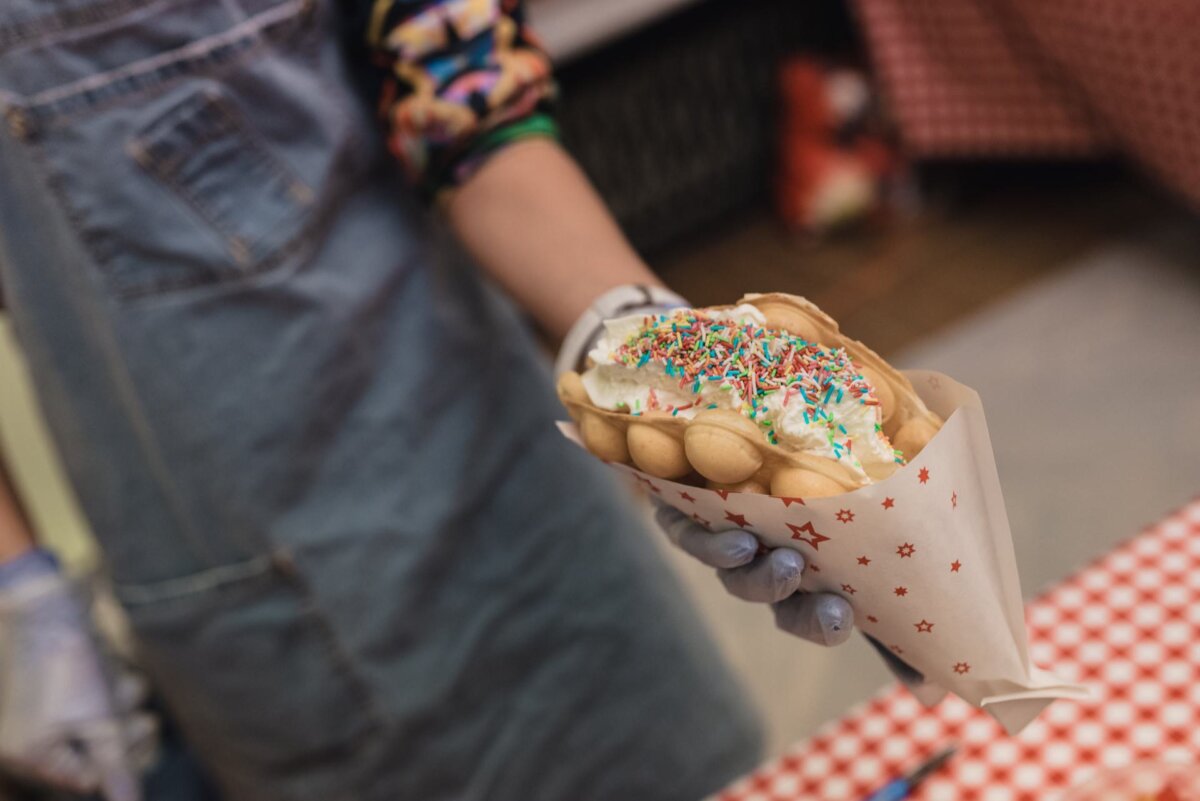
[0,456,35,562]
[444,138,662,341]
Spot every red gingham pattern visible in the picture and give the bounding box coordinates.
[852,0,1200,211]
[714,498,1200,801]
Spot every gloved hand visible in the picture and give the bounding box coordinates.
[655,505,854,646]
[0,550,156,801]
[558,286,854,645]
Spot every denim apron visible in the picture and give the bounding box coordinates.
[0,1,762,799]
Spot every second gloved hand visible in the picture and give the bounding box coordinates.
[0,550,156,801]
[655,505,854,646]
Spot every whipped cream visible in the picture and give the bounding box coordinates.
[582,304,899,480]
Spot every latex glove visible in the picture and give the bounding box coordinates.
[0,550,155,801]
[656,505,854,646]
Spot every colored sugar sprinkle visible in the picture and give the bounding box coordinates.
[612,309,878,422]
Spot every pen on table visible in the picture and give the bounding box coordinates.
[862,745,957,801]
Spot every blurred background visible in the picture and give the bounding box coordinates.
[2,0,1198,770]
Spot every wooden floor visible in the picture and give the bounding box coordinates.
[656,164,1168,357]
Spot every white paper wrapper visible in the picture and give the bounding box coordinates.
[559,370,1088,734]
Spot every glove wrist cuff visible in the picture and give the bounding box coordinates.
[0,549,70,613]
[0,548,59,588]
[555,284,688,376]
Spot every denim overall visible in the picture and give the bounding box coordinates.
[0,1,762,799]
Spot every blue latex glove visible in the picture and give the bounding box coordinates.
[655,505,854,646]
[0,550,155,801]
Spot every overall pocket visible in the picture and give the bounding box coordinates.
[3,0,371,299]
[115,557,381,801]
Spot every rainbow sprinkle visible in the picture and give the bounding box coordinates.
[611,309,896,462]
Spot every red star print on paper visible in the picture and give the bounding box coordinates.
[881,497,895,510]
[896,542,916,558]
[713,489,731,501]
[950,560,962,573]
[679,492,696,503]
[914,619,934,634]
[691,514,709,527]
[835,509,855,524]
[893,586,908,597]
[779,497,805,507]
[787,521,829,550]
[867,615,878,623]
[808,563,820,573]
[724,511,749,528]
[840,584,856,595]
[951,491,958,509]
[954,662,970,674]
[890,645,904,654]
[918,467,930,485]
[857,555,871,566]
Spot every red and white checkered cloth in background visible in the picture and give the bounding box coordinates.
[851,0,1200,212]
[715,498,1200,801]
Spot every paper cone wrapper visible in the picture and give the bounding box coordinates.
[559,370,1088,734]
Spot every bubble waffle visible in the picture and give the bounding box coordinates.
[556,293,943,498]
[745,292,943,451]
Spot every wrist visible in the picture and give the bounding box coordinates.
[555,284,689,376]
[0,537,35,563]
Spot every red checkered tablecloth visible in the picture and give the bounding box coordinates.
[715,498,1200,801]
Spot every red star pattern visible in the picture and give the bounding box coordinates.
[951,491,958,509]
[808,563,820,573]
[841,583,856,595]
[679,492,696,503]
[918,467,930,484]
[866,615,878,623]
[787,521,830,550]
[780,497,805,507]
[894,586,908,597]
[713,489,731,501]
[724,511,749,528]
[950,560,962,573]
[836,508,855,524]
[691,514,709,527]
[890,645,903,654]
[881,497,895,510]
[857,555,871,566]
[953,662,970,674]
[914,619,935,634]
[896,542,916,558]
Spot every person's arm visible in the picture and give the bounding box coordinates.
[0,456,35,562]
[349,0,856,647]
[445,138,659,340]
